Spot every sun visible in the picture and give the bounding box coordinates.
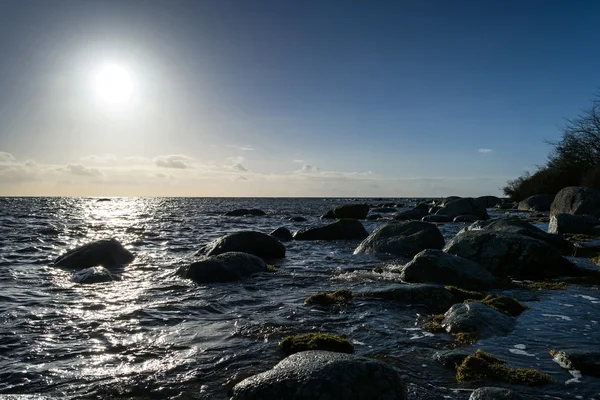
[93,64,134,105]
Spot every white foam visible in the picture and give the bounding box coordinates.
[566,369,582,385]
[509,348,535,357]
[542,314,572,321]
[514,344,526,349]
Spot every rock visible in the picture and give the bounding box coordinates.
[422,214,453,223]
[497,202,516,210]
[71,266,114,284]
[322,204,369,219]
[393,208,428,221]
[442,302,516,338]
[517,194,554,212]
[469,387,525,400]
[224,209,266,217]
[279,333,354,355]
[371,207,397,213]
[551,186,600,217]
[358,283,456,312]
[441,196,461,206]
[428,206,442,214]
[354,221,444,258]
[454,215,479,223]
[548,213,599,235]
[400,249,497,289]
[433,350,470,369]
[476,196,503,209]
[198,231,285,260]
[178,252,267,283]
[270,227,293,242]
[415,203,431,211]
[53,238,134,270]
[552,349,600,377]
[288,216,307,222]
[444,230,574,279]
[231,350,407,400]
[366,214,382,220]
[436,198,489,220]
[294,219,368,241]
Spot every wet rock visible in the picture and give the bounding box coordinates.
[358,283,455,312]
[469,387,525,400]
[198,231,285,260]
[178,252,267,283]
[429,206,442,214]
[270,227,293,242]
[454,215,478,223]
[436,198,489,220]
[224,209,267,217]
[400,249,497,289]
[371,207,397,213]
[231,350,407,400]
[548,213,599,235]
[476,196,502,209]
[393,208,428,221]
[354,221,444,258]
[71,266,114,284]
[551,349,600,377]
[444,230,574,280]
[53,238,134,270]
[551,186,600,217]
[279,333,354,355]
[415,202,431,211]
[518,194,554,212]
[294,219,368,241]
[441,196,461,206]
[322,204,369,220]
[422,214,453,223]
[288,216,307,222]
[433,349,470,369]
[442,302,516,338]
[366,214,382,220]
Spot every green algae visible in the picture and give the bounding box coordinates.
[279,333,354,355]
[445,286,486,302]
[305,289,353,306]
[526,281,568,290]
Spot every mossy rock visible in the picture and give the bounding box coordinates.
[423,314,445,333]
[564,233,598,242]
[591,255,600,266]
[526,281,568,290]
[479,295,527,317]
[279,333,354,355]
[266,264,279,272]
[305,289,353,306]
[453,332,478,346]
[445,286,486,302]
[456,349,551,386]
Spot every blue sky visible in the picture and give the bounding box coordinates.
[0,0,599,196]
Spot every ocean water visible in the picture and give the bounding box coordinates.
[0,197,599,400]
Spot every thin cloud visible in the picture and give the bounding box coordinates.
[65,164,102,177]
[226,145,255,151]
[292,159,304,163]
[0,152,16,163]
[478,148,494,153]
[154,155,194,169]
[300,164,319,173]
[80,154,118,164]
[231,163,248,172]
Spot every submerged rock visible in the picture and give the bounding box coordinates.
[293,219,368,241]
[436,198,489,220]
[231,350,407,400]
[358,283,455,312]
[224,208,267,217]
[288,216,307,222]
[433,349,470,369]
[551,349,600,377]
[279,333,354,355]
[198,231,285,260]
[53,238,134,270]
[469,387,525,400]
[442,302,516,338]
[400,249,497,289]
[371,207,397,213]
[178,252,267,283]
[551,186,600,217]
[518,194,554,212]
[71,266,114,284]
[322,204,369,220]
[270,227,293,242]
[354,221,444,258]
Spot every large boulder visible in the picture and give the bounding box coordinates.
[178,252,267,283]
[517,194,554,212]
[197,231,285,260]
[358,283,456,312]
[442,302,516,338]
[436,198,489,220]
[476,196,502,208]
[322,204,369,220]
[469,387,525,400]
[224,209,266,217]
[53,238,134,269]
[548,214,599,235]
[552,349,600,377]
[371,207,397,213]
[444,231,574,279]
[393,208,428,221]
[71,266,114,284]
[270,227,293,242]
[231,350,407,400]
[293,219,368,241]
[400,249,497,289]
[550,186,600,217]
[354,221,444,258]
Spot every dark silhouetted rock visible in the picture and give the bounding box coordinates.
[454,215,478,223]
[288,216,307,222]
[422,214,453,223]
[442,302,515,338]
[294,219,368,241]
[548,213,599,235]
[551,186,600,217]
[518,194,554,212]
[429,206,442,214]
[71,266,114,284]
[231,350,407,400]
[198,231,285,260]
[371,207,397,213]
[178,252,266,283]
[437,198,489,220]
[322,204,369,220]
[476,196,502,209]
[415,202,432,211]
[224,208,267,217]
[400,249,497,289]
[366,214,382,220]
[497,202,516,210]
[552,349,600,377]
[270,227,293,242]
[358,283,455,312]
[354,221,444,258]
[53,238,134,270]
[393,208,428,221]
[469,387,525,400]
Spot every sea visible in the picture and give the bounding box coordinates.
[0,197,599,399]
